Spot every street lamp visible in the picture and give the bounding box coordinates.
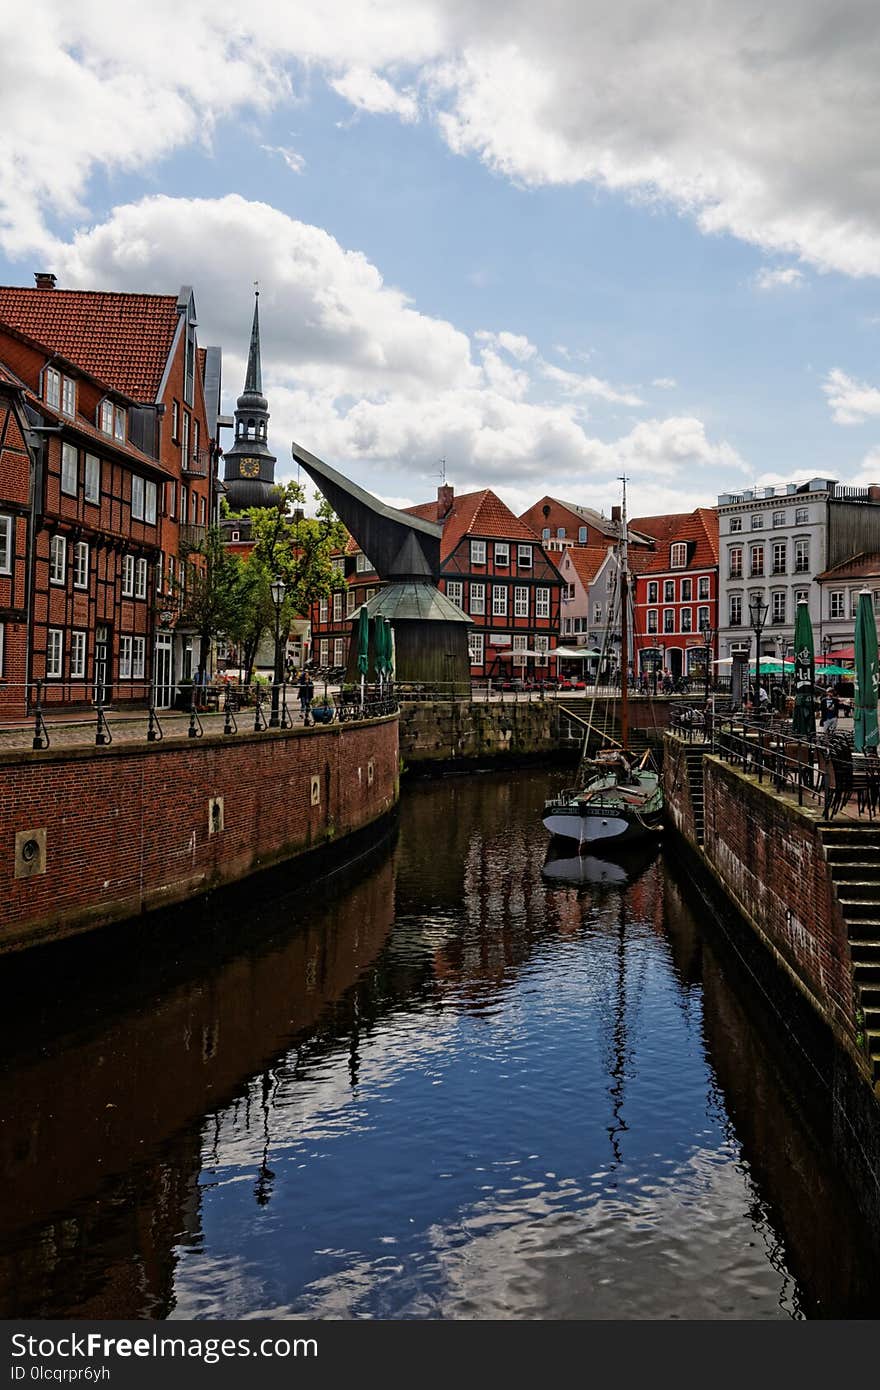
[269,576,287,727]
[700,618,715,706]
[749,592,769,713]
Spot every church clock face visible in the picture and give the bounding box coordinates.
[239,457,261,478]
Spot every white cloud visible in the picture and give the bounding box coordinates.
[260,145,306,175]
[5,3,880,280]
[754,266,805,291]
[541,363,643,407]
[652,378,677,389]
[823,367,880,425]
[42,192,745,511]
[330,67,419,122]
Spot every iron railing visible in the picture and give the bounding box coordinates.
[668,708,880,820]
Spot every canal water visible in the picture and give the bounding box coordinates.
[2,768,879,1320]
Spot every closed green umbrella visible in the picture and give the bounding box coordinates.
[356,604,370,704]
[375,616,391,688]
[792,598,815,738]
[854,589,879,751]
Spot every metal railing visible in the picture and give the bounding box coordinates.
[669,708,880,820]
[1,680,398,751]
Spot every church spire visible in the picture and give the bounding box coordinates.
[244,289,262,395]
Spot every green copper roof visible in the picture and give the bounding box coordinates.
[354,582,472,624]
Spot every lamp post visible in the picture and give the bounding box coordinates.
[700,618,715,706]
[749,593,769,713]
[269,576,287,727]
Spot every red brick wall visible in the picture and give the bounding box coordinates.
[0,397,32,715]
[700,756,855,1041]
[0,714,399,953]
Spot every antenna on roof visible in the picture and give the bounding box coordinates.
[436,457,447,485]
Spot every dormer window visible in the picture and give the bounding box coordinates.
[670,543,687,568]
[45,367,61,409]
[61,375,76,418]
[100,400,114,434]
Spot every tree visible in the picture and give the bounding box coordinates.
[178,526,245,679]
[232,481,347,682]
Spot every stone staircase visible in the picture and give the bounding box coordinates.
[682,745,707,845]
[819,823,880,1084]
[556,699,657,758]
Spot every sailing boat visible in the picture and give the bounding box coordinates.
[543,479,664,848]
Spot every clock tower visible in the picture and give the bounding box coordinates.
[223,290,277,510]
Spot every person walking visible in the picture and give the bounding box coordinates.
[298,672,312,724]
[819,688,840,736]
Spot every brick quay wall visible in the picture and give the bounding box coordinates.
[1,714,399,954]
[663,734,856,1050]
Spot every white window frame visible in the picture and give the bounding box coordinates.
[664,580,675,602]
[680,607,692,632]
[681,578,692,601]
[647,581,658,603]
[333,591,343,622]
[356,552,370,573]
[333,637,345,667]
[61,442,78,496]
[729,516,743,532]
[144,480,157,526]
[494,542,510,566]
[517,544,532,568]
[468,630,484,668]
[729,546,743,579]
[70,630,87,678]
[0,515,12,574]
[534,635,549,656]
[772,541,787,575]
[319,638,329,665]
[319,597,329,624]
[512,634,528,669]
[492,584,508,617]
[49,534,66,585]
[84,453,100,504]
[119,635,133,679]
[131,475,145,521]
[514,586,528,618]
[181,411,190,467]
[647,609,658,634]
[729,594,743,626]
[100,400,114,435]
[172,400,180,441]
[470,540,486,566]
[578,527,587,544]
[470,582,485,616]
[135,557,148,599]
[346,588,356,616]
[794,538,810,574]
[697,606,710,631]
[73,540,89,590]
[122,554,135,597]
[132,636,145,680]
[45,367,61,409]
[698,576,710,600]
[179,485,188,523]
[750,544,764,577]
[535,587,550,619]
[167,481,176,518]
[795,507,809,525]
[47,628,63,678]
[663,608,675,633]
[61,376,76,418]
[771,591,786,623]
[114,406,126,442]
[670,543,687,568]
[751,513,764,530]
[446,580,464,608]
[156,553,163,592]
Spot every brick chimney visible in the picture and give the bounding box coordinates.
[437,483,454,519]
[34,272,57,289]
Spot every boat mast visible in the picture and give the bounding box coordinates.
[619,476,629,753]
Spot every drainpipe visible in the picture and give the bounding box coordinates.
[22,421,61,707]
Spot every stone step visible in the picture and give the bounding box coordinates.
[862,1007,880,1030]
[825,845,880,862]
[829,865,880,881]
[864,1029,880,1057]
[845,921,880,940]
[820,826,880,843]
[853,960,880,984]
[838,901,880,921]
[848,941,880,961]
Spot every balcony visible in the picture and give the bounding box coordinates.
[179,523,207,551]
[182,448,211,478]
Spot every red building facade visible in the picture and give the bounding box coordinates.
[0,278,221,713]
[629,509,719,682]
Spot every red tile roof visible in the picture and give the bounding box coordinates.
[629,508,719,573]
[560,545,610,588]
[0,286,179,401]
[406,489,540,561]
[817,551,880,581]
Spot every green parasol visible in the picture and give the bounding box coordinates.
[815,663,852,677]
[854,589,879,751]
[792,598,816,738]
[375,616,391,683]
[356,605,370,676]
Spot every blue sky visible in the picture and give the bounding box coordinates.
[3,2,880,518]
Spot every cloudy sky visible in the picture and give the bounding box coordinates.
[4,0,880,516]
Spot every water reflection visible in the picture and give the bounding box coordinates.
[0,769,878,1319]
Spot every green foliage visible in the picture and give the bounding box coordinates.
[178,526,249,676]
[244,481,347,620]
